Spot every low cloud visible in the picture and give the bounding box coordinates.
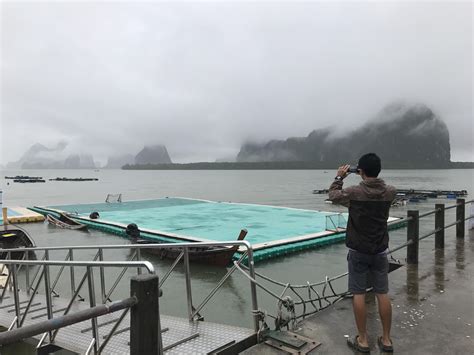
[1,1,472,165]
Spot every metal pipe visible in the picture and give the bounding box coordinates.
[0,240,252,253]
[418,228,443,242]
[43,251,54,342]
[50,250,72,297]
[11,264,21,328]
[36,332,47,349]
[28,254,47,291]
[136,247,142,275]
[159,250,184,288]
[183,247,194,320]
[52,268,89,341]
[245,245,259,333]
[19,269,45,327]
[85,338,96,355]
[0,268,11,302]
[25,251,30,295]
[0,260,155,274]
[104,250,138,302]
[98,248,106,303]
[69,248,76,297]
[87,266,99,353]
[0,297,136,345]
[192,252,248,319]
[99,307,130,352]
[418,208,440,219]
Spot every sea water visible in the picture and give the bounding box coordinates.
[0,169,472,332]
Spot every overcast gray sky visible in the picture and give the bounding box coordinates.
[1,0,472,165]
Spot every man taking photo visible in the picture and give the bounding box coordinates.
[328,153,396,353]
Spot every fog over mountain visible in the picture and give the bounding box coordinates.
[1,1,472,165]
[237,102,451,166]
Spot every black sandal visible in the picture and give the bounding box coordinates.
[377,336,394,352]
[347,335,370,353]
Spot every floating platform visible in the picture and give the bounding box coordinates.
[31,198,403,262]
[1,207,45,224]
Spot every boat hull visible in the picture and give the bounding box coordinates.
[0,226,36,260]
[135,240,238,267]
[46,214,88,230]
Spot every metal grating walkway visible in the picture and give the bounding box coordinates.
[0,288,254,354]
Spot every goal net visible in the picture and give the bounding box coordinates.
[325,213,347,232]
[105,193,122,203]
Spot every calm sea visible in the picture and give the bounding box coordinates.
[0,169,472,353]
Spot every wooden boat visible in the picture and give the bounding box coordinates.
[46,213,88,230]
[0,225,36,260]
[5,175,43,180]
[49,177,98,182]
[130,228,248,267]
[13,179,46,183]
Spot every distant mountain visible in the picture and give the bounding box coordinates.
[6,142,96,169]
[237,102,451,167]
[104,154,135,169]
[134,145,172,165]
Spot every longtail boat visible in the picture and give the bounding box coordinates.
[46,213,88,230]
[129,228,247,267]
[0,225,36,260]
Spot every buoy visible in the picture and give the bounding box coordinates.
[126,223,140,239]
[89,211,100,219]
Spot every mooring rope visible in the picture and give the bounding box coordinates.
[234,261,349,330]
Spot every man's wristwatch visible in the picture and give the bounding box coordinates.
[335,176,343,182]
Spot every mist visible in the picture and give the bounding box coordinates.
[1,1,472,165]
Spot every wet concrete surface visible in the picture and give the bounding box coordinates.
[243,230,474,354]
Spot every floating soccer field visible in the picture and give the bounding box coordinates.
[31,198,402,262]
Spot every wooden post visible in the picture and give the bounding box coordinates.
[456,199,465,238]
[407,210,419,264]
[435,204,445,249]
[2,207,8,225]
[130,274,162,355]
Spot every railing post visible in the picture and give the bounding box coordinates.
[183,247,194,320]
[69,248,76,297]
[456,198,465,238]
[43,251,54,342]
[136,247,142,275]
[98,248,106,303]
[25,250,30,295]
[407,210,419,264]
[130,274,162,355]
[87,266,99,354]
[11,264,21,328]
[435,204,445,249]
[247,248,260,333]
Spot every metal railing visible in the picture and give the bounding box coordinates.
[0,271,161,354]
[225,198,474,335]
[388,198,473,263]
[0,240,259,333]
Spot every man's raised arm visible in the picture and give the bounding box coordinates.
[328,164,352,207]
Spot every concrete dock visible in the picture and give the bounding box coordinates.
[243,230,473,354]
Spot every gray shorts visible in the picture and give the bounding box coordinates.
[347,249,389,294]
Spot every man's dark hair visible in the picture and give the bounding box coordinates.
[358,153,381,177]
